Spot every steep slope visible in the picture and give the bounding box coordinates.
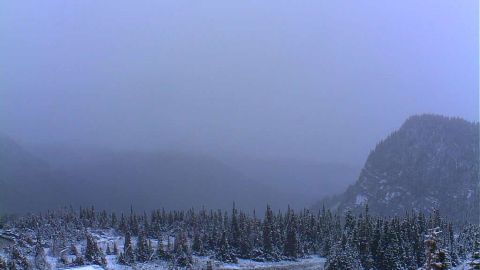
[316,114,479,222]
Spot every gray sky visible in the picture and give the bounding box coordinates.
[1,0,478,165]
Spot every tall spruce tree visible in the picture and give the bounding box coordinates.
[119,231,135,265]
[325,235,363,270]
[262,205,278,261]
[34,236,50,270]
[283,212,298,259]
[216,231,237,263]
[85,233,106,267]
[469,239,480,270]
[192,230,204,255]
[173,231,192,267]
[230,203,241,252]
[136,231,152,262]
[424,227,450,270]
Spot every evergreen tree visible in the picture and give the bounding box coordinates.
[382,224,402,270]
[136,231,152,262]
[34,237,50,270]
[85,233,107,267]
[325,235,363,270]
[1,203,478,270]
[173,231,192,267]
[10,247,30,270]
[230,202,241,251]
[238,228,252,259]
[423,227,450,270]
[192,230,205,255]
[120,231,135,265]
[469,239,480,270]
[283,213,298,259]
[156,236,167,260]
[262,205,278,261]
[215,231,237,263]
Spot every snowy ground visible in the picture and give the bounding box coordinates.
[453,261,472,270]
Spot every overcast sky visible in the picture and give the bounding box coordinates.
[0,0,478,165]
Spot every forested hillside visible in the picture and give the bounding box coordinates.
[317,115,479,223]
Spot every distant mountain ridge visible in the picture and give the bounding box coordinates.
[0,133,71,213]
[1,135,354,214]
[0,136,282,213]
[223,156,358,208]
[315,114,479,222]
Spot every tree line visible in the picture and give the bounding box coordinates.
[0,204,479,269]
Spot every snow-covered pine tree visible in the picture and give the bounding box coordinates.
[238,226,252,259]
[192,230,204,255]
[215,231,237,263]
[136,231,152,262]
[173,231,193,267]
[423,227,450,270]
[10,246,30,270]
[325,234,363,270]
[382,223,403,270]
[283,211,298,260]
[156,236,167,260]
[357,205,374,270]
[34,236,50,270]
[230,202,240,252]
[262,205,278,261]
[84,233,107,267]
[468,238,480,269]
[119,231,135,265]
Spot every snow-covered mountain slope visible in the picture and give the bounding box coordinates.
[315,114,479,222]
